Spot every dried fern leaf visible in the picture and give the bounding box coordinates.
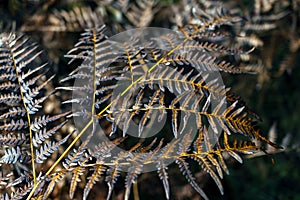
[83,165,106,200]
[176,158,209,200]
[22,6,103,32]
[0,32,69,198]
[157,160,170,199]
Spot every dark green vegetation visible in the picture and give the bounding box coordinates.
[0,0,299,199]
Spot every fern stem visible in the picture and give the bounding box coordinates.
[133,181,140,200]
[26,182,39,200]
[91,28,97,116]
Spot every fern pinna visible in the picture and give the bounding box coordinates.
[0,8,280,200]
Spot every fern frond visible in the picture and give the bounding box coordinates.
[22,6,103,32]
[0,32,68,197]
[125,0,157,27]
[49,5,281,199]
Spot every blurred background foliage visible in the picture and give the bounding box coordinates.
[0,0,299,199]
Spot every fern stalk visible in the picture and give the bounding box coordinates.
[133,181,140,200]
